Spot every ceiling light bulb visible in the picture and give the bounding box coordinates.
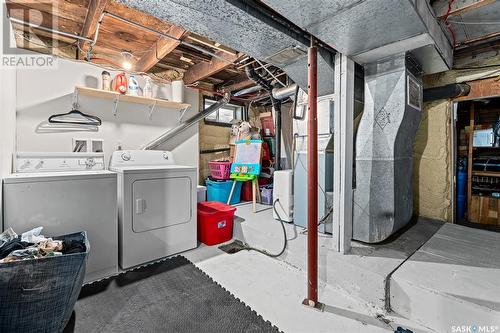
[122,60,132,71]
[120,51,134,71]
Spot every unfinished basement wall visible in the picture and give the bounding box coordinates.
[413,55,500,222]
[198,102,266,182]
[413,99,452,221]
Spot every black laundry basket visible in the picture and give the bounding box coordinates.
[0,231,89,333]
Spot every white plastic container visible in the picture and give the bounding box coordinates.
[197,185,207,202]
[473,128,494,147]
[172,80,184,103]
[143,77,153,99]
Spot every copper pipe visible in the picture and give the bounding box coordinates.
[307,38,318,304]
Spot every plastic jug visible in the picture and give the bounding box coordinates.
[113,72,128,94]
[128,75,140,96]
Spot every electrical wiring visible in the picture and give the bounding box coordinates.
[443,0,457,47]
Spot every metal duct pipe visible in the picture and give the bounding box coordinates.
[245,65,283,170]
[233,85,262,97]
[272,84,298,100]
[142,93,230,150]
[423,83,470,102]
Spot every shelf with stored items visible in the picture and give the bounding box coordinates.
[75,86,191,111]
[463,101,500,224]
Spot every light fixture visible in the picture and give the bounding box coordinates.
[120,51,134,71]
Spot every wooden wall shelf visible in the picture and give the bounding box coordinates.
[472,171,500,177]
[75,86,191,111]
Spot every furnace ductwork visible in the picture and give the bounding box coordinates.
[353,53,423,243]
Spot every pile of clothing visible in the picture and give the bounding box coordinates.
[0,227,68,263]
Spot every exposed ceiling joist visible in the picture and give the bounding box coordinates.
[183,51,241,85]
[135,26,187,72]
[433,0,496,18]
[81,0,111,40]
[219,79,255,93]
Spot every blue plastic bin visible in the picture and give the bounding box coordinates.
[206,178,242,205]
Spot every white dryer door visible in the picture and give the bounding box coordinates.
[132,177,192,232]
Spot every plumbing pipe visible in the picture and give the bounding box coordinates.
[233,85,262,97]
[142,93,230,150]
[423,83,470,102]
[272,83,298,100]
[245,65,282,170]
[306,38,318,306]
[9,17,94,43]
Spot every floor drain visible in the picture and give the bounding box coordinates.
[219,240,247,254]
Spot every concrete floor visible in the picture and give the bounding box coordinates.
[391,223,500,332]
[184,202,439,333]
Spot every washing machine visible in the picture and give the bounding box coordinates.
[109,150,197,269]
[2,152,119,283]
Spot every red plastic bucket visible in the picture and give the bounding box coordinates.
[197,201,237,245]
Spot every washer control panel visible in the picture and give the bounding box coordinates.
[15,152,105,173]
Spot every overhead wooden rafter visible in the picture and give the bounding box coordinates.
[433,0,496,18]
[79,0,110,49]
[219,79,256,93]
[135,26,187,72]
[183,51,241,85]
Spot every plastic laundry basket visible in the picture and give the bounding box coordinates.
[206,178,242,205]
[0,231,89,333]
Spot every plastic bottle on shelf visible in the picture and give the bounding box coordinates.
[128,75,140,96]
[143,76,153,99]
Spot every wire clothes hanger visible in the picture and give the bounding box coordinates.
[48,90,102,126]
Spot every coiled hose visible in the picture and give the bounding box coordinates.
[241,199,287,258]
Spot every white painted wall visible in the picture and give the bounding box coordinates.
[15,56,200,169]
[0,4,17,228]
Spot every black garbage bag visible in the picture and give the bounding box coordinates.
[0,231,89,333]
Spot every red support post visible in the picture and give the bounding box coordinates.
[304,38,319,307]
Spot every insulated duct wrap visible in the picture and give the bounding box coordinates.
[353,53,422,243]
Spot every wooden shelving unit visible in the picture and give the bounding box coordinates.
[472,170,500,177]
[75,86,191,110]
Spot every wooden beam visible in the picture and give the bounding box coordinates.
[135,26,186,72]
[219,79,255,93]
[183,51,240,85]
[456,77,500,101]
[433,0,495,18]
[81,0,110,40]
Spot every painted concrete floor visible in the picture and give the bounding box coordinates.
[184,202,435,333]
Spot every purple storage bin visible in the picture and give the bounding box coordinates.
[260,185,273,205]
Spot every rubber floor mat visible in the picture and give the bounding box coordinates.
[64,256,281,333]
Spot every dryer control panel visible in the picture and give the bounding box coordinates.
[110,150,175,167]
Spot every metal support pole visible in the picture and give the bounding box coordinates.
[303,38,320,309]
